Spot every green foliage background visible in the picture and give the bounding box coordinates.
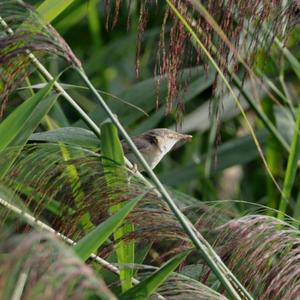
[1,0,300,299]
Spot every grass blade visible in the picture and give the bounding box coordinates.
[0,80,57,176]
[277,103,300,219]
[37,0,75,23]
[120,251,189,300]
[101,120,134,292]
[275,38,300,219]
[74,193,143,262]
[29,127,101,148]
[0,81,54,151]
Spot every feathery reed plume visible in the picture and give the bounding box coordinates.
[0,1,80,117]
[0,230,116,300]
[105,0,300,119]
[213,215,300,299]
[0,143,189,253]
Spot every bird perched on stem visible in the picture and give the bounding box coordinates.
[121,128,192,171]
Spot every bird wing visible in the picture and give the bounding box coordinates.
[121,134,158,155]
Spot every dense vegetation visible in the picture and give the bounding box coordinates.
[1,0,300,299]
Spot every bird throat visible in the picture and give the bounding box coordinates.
[148,136,178,168]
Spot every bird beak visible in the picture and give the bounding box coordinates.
[171,133,192,151]
[178,133,192,141]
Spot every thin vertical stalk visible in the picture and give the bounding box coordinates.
[277,104,300,219]
[263,100,281,213]
[274,37,300,219]
[232,75,290,153]
[204,97,219,177]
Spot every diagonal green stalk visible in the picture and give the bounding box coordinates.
[166,1,281,201]
[232,75,290,153]
[76,67,244,300]
[275,38,300,79]
[165,2,258,299]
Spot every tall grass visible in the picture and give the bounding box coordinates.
[1,0,300,299]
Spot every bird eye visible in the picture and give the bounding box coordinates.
[149,136,158,145]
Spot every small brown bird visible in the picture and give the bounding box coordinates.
[122,128,192,171]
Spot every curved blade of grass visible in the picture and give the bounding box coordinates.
[101,120,125,166]
[0,81,54,151]
[0,80,57,177]
[119,251,190,300]
[101,120,134,292]
[74,193,144,262]
[18,83,149,117]
[37,0,75,23]
[29,127,101,148]
[76,66,206,129]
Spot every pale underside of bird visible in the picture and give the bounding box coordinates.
[121,128,192,171]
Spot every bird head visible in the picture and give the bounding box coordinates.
[146,128,192,154]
